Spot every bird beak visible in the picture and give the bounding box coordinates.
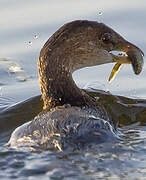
[124,41,144,75]
[109,41,144,82]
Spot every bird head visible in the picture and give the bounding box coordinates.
[96,22,144,76]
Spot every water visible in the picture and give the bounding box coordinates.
[0,0,146,179]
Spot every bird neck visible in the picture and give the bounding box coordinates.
[38,55,89,110]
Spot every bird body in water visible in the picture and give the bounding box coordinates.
[8,20,144,151]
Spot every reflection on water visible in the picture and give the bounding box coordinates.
[0,0,146,179]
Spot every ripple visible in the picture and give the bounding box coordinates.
[0,58,28,82]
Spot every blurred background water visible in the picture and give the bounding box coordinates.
[0,0,146,179]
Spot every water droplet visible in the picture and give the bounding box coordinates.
[34,34,39,39]
[28,41,32,45]
[97,11,103,22]
[98,11,103,16]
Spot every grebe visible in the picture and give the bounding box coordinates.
[8,20,144,151]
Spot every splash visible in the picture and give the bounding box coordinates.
[0,58,28,82]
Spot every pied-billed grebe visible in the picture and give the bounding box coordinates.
[8,20,144,151]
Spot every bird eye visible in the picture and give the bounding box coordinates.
[101,33,112,43]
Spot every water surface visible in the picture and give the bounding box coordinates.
[0,1,146,179]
